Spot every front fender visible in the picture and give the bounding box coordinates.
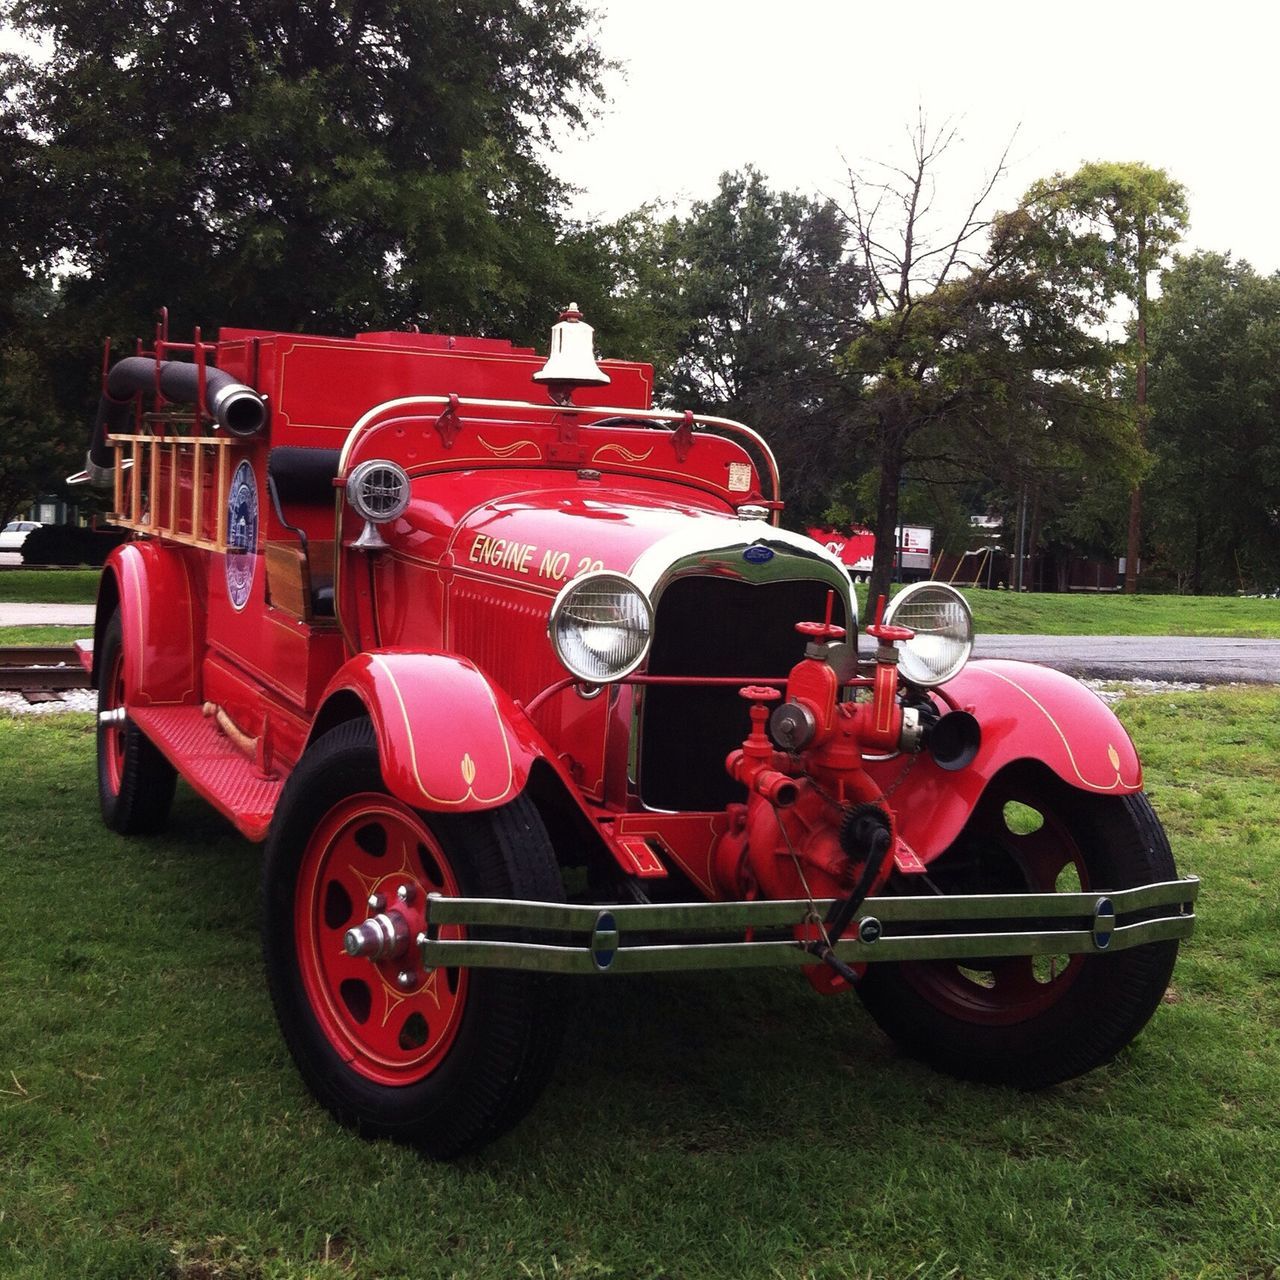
[866,659,1143,864]
[313,651,551,812]
[95,542,199,705]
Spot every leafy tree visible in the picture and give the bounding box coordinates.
[0,341,77,528]
[838,123,1121,607]
[1021,163,1188,592]
[0,0,610,342]
[613,169,865,522]
[1145,252,1280,593]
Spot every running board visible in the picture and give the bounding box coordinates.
[129,706,282,841]
[418,878,1200,976]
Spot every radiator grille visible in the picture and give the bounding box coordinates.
[638,576,847,811]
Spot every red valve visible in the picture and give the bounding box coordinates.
[864,593,914,644]
[796,620,846,642]
[739,685,782,703]
[866,620,914,643]
[795,589,845,643]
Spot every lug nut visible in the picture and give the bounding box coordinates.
[367,893,386,912]
[395,970,418,992]
[396,883,416,906]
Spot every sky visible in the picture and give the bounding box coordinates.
[4,0,1273,274]
[553,0,1278,274]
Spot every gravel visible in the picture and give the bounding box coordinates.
[1082,677,1214,705]
[0,688,97,716]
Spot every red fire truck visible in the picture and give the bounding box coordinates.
[76,307,1197,1156]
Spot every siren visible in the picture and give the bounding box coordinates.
[928,710,982,772]
[533,304,611,405]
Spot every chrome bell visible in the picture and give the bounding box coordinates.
[533,304,611,405]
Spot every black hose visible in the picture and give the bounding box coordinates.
[86,356,268,474]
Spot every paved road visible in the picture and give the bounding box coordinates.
[973,634,1280,684]
[0,603,96,626]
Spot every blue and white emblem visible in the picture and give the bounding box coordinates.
[225,459,259,611]
[743,544,774,565]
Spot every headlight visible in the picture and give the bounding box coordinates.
[883,581,973,687]
[346,459,410,524]
[550,571,653,683]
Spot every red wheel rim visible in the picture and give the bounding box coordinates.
[294,794,468,1086]
[903,785,1089,1025]
[102,646,126,795]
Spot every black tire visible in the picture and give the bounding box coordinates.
[96,608,177,834]
[856,768,1179,1088]
[262,718,567,1157]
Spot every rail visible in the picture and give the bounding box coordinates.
[0,646,90,692]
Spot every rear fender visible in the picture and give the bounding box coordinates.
[311,652,559,813]
[866,659,1144,864]
[95,542,200,705]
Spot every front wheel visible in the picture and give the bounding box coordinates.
[856,769,1180,1088]
[262,719,567,1157]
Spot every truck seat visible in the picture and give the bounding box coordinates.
[265,447,341,620]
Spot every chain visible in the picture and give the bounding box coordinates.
[770,798,835,954]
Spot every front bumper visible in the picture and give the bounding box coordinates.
[419,877,1199,976]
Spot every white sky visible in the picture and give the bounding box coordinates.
[5,1,1274,273]
[555,0,1279,274]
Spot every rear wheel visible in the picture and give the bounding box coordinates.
[96,609,177,834]
[856,770,1179,1088]
[262,719,567,1157]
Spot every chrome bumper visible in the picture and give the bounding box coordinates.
[419,877,1199,976]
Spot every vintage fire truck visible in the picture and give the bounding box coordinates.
[75,307,1198,1157]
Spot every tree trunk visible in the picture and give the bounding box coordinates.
[866,424,903,624]
[1028,486,1043,592]
[1124,223,1150,594]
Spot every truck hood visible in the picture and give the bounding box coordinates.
[438,480,851,606]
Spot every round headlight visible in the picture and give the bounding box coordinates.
[550,571,653,683]
[347,459,410,524]
[882,582,973,687]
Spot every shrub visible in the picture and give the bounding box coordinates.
[21,524,128,566]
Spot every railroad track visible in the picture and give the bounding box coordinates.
[0,646,92,693]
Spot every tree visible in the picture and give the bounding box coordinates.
[0,342,77,528]
[0,0,610,343]
[838,122,1120,608]
[1021,163,1188,592]
[1145,253,1280,593]
[612,169,865,523]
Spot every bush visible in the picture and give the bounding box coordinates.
[21,524,129,566]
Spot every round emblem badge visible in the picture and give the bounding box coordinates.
[225,459,259,611]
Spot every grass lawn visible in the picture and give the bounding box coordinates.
[1,689,1277,1279]
[959,589,1280,638]
[0,568,101,605]
[852,585,1280,637]
[0,625,93,646]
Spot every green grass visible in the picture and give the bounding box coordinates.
[0,568,101,605]
[1,690,1278,1279]
[960,589,1280,638]
[852,585,1280,637]
[0,625,92,646]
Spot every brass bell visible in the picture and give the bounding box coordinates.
[533,304,611,405]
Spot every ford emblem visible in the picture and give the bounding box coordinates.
[743,545,774,565]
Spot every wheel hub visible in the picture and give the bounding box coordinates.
[294,794,467,1086]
